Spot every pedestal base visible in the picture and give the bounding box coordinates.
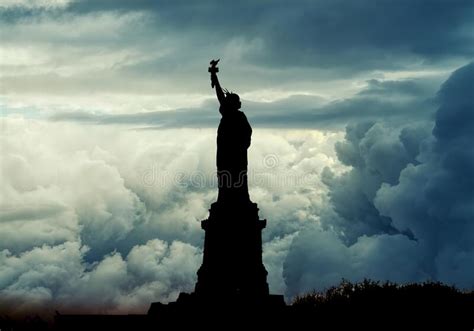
[195,200,269,298]
[148,199,286,324]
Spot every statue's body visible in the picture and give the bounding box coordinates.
[190,60,273,301]
[149,60,283,311]
[210,61,252,203]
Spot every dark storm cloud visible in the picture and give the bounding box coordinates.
[49,77,437,129]
[63,0,474,68]
[3,0,473,72]
[320,121,429,245]
[283,62,474,297]
[375,62,474,287]
[434,62,474,144]
[1,0,470,110]
[251,0,474,69]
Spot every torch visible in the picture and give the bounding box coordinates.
[208,59,220,88]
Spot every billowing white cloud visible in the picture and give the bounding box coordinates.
[0,239,202,315]
[0,115,342,312]
[0,118,147,255]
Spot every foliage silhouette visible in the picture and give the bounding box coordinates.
[290,279,473,329]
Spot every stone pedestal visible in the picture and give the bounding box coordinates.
[148,199,285,322]
[195,200,269,299]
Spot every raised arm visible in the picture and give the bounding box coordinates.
[211,72,226,105]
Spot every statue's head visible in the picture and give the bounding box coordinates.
[224,90,241,110]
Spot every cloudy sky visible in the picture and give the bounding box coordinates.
[1,0,473,316]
